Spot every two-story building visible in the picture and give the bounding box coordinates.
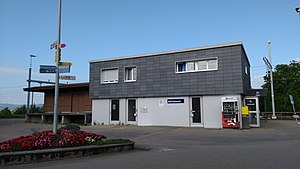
[89,42,261,129]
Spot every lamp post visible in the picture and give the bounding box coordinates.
[26,55,36,120]
[267,41,277,120]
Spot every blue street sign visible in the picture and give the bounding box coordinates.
[167,99,184,104]
[39,65,70,74]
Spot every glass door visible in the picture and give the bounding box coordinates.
[244,97,260,127]
[110,100,119,124]
[191,97,202,127]
[127,99,137,125]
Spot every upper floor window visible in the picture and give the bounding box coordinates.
[176,58,218,73]
[125,66,137,82]
[101,68,118,84]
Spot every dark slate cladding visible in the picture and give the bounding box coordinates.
[90,44,251,99]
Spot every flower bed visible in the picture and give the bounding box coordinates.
[0,127,106,152]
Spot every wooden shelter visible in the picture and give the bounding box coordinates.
[23,82,92,125]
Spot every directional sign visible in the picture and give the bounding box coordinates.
[50,41,57,50]
[50,41,66,50]
[58,65,71,73]
[40,65,56,73]
[263,57,272,70]
[40,65,71,74]
[59,75,76,80]
[59,62,72,66]
[60,44,66,48]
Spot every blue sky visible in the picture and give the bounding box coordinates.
[0,0,299,104]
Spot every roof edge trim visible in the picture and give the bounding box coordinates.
[89,42,243,63]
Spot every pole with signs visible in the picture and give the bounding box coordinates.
[53,0,62,134]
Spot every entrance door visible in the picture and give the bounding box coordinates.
[127,99,136,125]
[244,97,260,127]
[191,97,202,127]
[110,100,119,124]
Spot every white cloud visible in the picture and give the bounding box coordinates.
[0,67,54,81]
[291,57,300,62]
[0,67,28,76]
[251,74,265,89]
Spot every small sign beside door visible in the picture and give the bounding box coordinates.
[167,99,184,104]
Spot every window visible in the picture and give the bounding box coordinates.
[198,61,207,70]
[176,58,218,73]
[177,62,186,72]
[245,99,256,111]
[101,68,118,83]
[125,66,137,82]
[186,62,195,71]
[207,59,217,70]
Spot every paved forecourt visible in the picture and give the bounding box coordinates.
[1,119,300,169]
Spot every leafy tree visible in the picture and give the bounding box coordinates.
[0,107,12,116]
[12,105,26,115]
[30,104,44,113]
[262,60,300,112]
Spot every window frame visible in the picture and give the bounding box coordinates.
[100,67,119,84]
[175,57,218,73]
[124,66,137,82]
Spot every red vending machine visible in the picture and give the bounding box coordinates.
[222,97,240,129]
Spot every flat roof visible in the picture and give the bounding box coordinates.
[23,82,89,92]
[90,42,243,63]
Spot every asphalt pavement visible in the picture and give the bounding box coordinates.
[1,119,300,169]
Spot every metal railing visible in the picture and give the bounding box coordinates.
[261,112,300,120]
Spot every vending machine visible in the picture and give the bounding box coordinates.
[221,97,240,129]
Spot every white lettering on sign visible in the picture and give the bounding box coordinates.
[59,75,76,80]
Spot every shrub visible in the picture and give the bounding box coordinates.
[59,124,81,133]
[0,130,106,152]
[0,107,12,117]
[12,105,26,115]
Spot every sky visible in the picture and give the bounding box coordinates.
[0,0,299,105]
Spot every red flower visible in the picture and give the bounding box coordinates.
[0,130,106,152]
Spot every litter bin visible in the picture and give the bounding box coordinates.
[242,116,250,129]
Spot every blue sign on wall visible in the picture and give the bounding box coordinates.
[167,99,184,104]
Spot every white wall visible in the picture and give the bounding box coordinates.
[92,95,242,128]
[119,99,126,125]
[92,99,110,125]
[202,96,222,129]
[137,97,190,127]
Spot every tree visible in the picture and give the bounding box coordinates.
[30,104,44,113]
[262,60,300,112]
[12,105,26,115]
[0,107,12,116]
